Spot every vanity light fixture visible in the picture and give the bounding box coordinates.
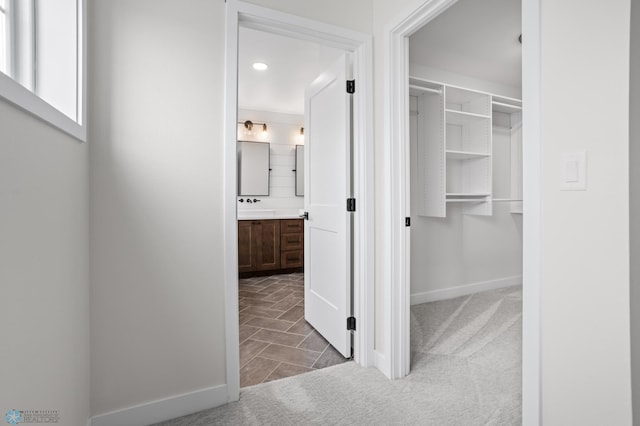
[238,120,268,137]
[252,62,268,71]
[298,127,304,142]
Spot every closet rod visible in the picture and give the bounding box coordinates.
[491,101,522,111]
[492,198,523,202]
[408,84,441,95]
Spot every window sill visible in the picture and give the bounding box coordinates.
[0,72,85,142]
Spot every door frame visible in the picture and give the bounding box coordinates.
[382,0,541,424]
[224,0,375,402]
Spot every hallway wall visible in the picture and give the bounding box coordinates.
[0,99,89,424]
[88,0,227,416]
[537,0,632,423]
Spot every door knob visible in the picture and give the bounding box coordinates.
[300,212,309,220]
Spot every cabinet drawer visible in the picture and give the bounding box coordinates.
[281,250,303,268]
[281,219,303,234]
[281,233,303,250]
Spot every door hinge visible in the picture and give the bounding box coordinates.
[405,217,411,227]
[346,80,355,94]
[347,316,356,331]
[347,198,356,212]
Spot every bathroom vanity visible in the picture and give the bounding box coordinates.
[238,215,304,277]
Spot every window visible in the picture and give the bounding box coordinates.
[0,0,85,141]
[0,0,8,75]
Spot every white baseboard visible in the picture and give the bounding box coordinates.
[91,384,228,426]
[410,275,522,306]
[374,350,390,378]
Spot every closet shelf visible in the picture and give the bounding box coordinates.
[446,199,486,204]
[446,150,490,160]
[409,84,441,96]
[492,101,522,114]
[446,193,490,198]
[445,109,490,126]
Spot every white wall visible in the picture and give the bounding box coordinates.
[630,0,640,421]
[0,100,89,425]
[538,0,632,423]
[237,109,304,211]
[242,0,372,35]
[89,0,227,417]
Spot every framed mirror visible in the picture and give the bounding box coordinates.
[237,141,270,196]
[295,145,304,196]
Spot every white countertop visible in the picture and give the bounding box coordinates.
[237,209,303,220]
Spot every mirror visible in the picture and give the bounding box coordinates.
[238,141,270,195]
[295,145,304,196]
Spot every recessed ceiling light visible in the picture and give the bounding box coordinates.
[252,62,268,71]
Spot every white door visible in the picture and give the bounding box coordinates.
[303,54,352,358]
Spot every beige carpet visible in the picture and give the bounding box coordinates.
[155,286,522,425]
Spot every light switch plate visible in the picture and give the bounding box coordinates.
[560,151,587,191]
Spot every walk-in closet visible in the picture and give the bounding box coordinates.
[408,0,523,417]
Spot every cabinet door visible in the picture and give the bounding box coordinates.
[238,221,254,273]
[255,220,281,271]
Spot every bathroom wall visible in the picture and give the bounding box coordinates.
[237,108,304,211]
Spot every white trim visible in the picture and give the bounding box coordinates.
[410,276,522,305]
[224,0,375,403]
[90,384,227,426]
[383,0,541,423]
[374,350,390,378]
[383,0,458,382]
[224,0,241,403]
[521,0,541,423]
[0,71,85,140]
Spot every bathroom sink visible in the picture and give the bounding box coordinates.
[237,209,275,219]
[237,209,303,220]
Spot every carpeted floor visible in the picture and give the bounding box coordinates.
[155,286,522,426]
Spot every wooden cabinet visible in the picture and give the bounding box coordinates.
[238,220,281,274]
[238,219,303,277]
[238,221,254,273]
[280,219,304,269]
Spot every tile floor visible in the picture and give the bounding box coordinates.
[239,272,348,387]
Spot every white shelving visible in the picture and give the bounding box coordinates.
[446,150,489,160]
[411,77,523,218]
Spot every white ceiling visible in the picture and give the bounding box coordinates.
[409,0,522,88]
[238,28,343,116]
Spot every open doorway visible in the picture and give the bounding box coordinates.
[224,2,374,400]
[392,0,524,420]
[235,27,352,387]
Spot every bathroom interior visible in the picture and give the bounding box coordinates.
[235,26,349,387]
